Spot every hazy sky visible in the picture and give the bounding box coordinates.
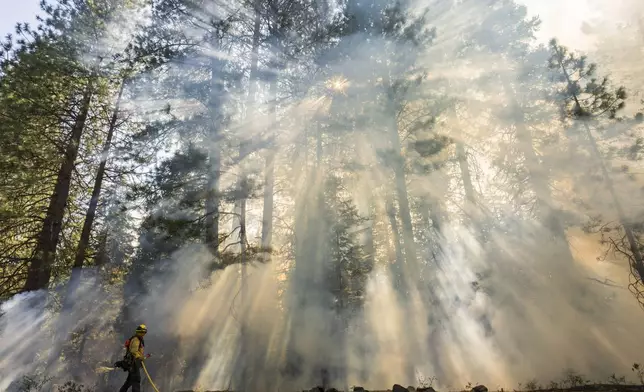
[0,0,41,39]
[519,0,598,49]
[519,0,644,52]
[0,0,626,42]
[0,0,615,50]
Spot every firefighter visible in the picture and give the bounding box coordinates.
[118,324,148,392]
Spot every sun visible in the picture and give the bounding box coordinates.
[325,75,350,94]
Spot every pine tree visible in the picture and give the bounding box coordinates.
[548,39,644,300]
[14,0,145,292]
[0,36,77,297]
[0,24,93,294]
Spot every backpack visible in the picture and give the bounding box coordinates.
[124,335,145,353]
[114,336,145,372]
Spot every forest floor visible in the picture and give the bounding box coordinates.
[173,384,644,392]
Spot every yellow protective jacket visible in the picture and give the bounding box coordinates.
[128,336,145,361]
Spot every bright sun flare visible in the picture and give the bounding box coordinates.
[325,75,350,94]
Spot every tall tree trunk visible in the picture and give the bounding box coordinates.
[238,4,262,388]
[553,48,644,282]
[385,93,417,268]
[392,159,417,266]
[456,139,488,247]
[65,80,126,305]
[205,55,224,258]
[452,105,483,242]
[205,150,221,254]
[385,77,420,383]
[260,77,278,261]
[23,79,94,292]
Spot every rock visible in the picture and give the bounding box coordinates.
[408,387,416,392]
[393,384,409,392]
[326,388,340,392]
[353,387,366,392]
[472,385,488,392]
[418,387,436,392]
[310,387,324,392]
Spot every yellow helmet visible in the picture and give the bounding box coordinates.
[135,324,147,334]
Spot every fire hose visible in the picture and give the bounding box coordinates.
[141,361,161,392]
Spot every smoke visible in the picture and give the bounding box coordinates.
[0,271,123,391]
[2,0,644,391]
[0,291,49,391]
